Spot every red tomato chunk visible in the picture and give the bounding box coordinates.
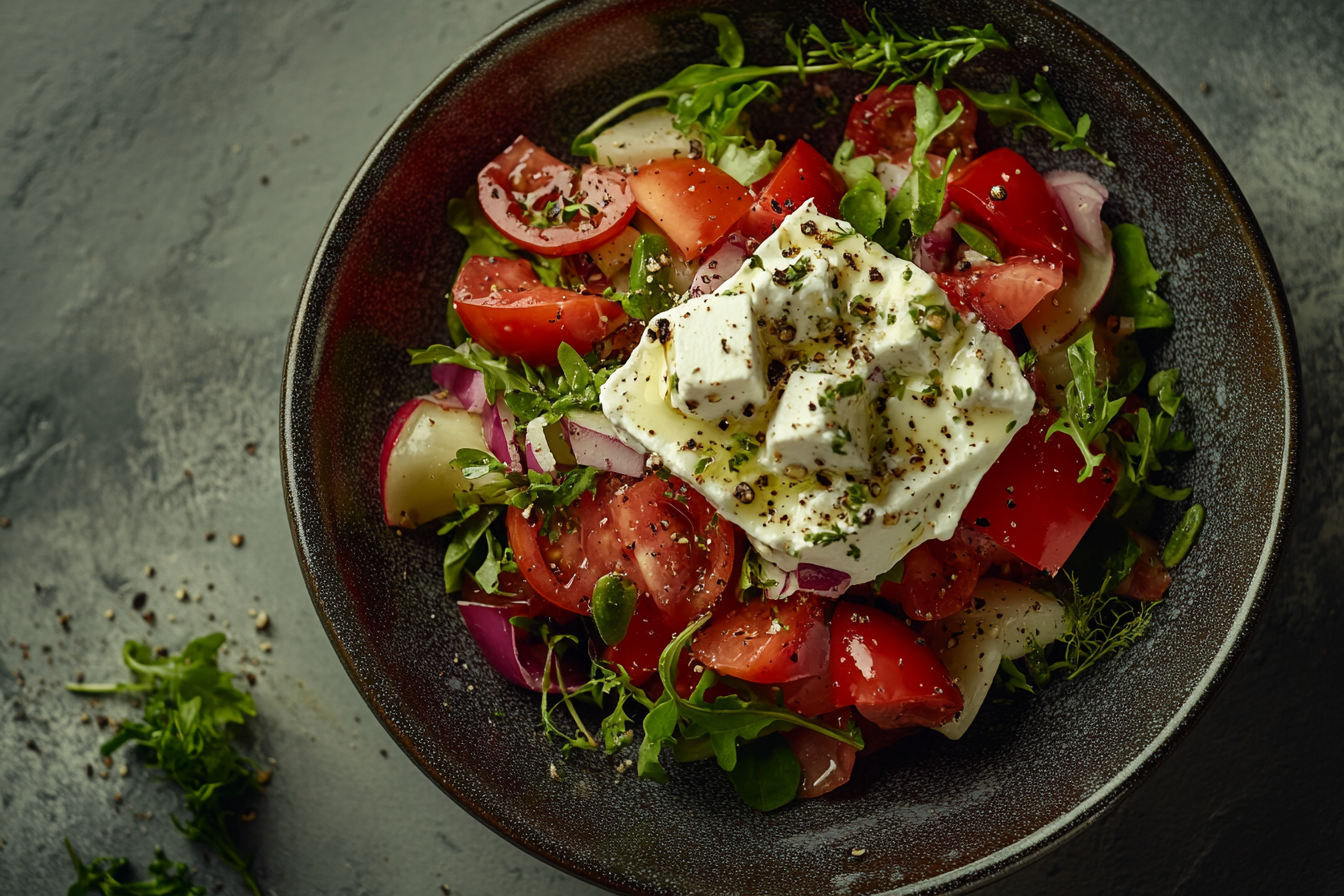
[961,411,1118,574]
[830,601,962,730]
[628,158,750,258]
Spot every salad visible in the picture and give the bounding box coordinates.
[378,9,1205,811]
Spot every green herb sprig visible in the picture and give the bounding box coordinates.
[66,636,263,896]
[65,840,205,896]
[1046,330,1126,482]
[573,8,1007,161]
[956,74,1113,165]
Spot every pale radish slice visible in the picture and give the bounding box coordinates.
[589,108,700,167]
[932,579,1067,740]
[1021,226,1115,354]
[380,398,500,528]
[690,231,752,297]
[562,410,647,477]
[1045,170,1110,254]
[481,399,522,472]
[524,416,557,473]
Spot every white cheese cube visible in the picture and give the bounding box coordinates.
[764,370,871,476]
[667,291,769,421]
[751,251,838,343]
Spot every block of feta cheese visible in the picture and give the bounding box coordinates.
[666,289,769,421]
[599,201,1036,584]
[764,370,872,477]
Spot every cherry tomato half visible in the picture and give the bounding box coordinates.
[784,708,857,798]
[960,410,1118,574]
[477,135,637,257]
[878,534,981,622]
[507,474,737,627]
[946,147,1080,273]
[452,255,626,366]
[610,475,736,630]
[735,140,849,242]
[935,253,1065,333]
[830,601,963,730]
[601,595,674,687]
[628,158,750,258]
[691,591,830,684]
[845,85,978,162]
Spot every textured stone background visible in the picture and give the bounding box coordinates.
[2,0,1340,893]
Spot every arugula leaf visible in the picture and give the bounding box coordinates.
[701,12,745,68]
[1106,223,1173,329]
[438,505,503,594]
[65,840,206,896]
[715,137,781,186]
[957,74,1113,166]
[873,558,905,586]
[996,654,1034,694]
[66,636,262,896]
[834,140,888,239]
[878,84,962,253]
[1110,336,1147,396]
[1046,330,1126,481]
[723,734,801,811]
[614,234,678,321]
[738,547,780,594]
[1110,368,1195,518]
[407,341,533,403]
[591,574,638,645]
[953,220,1003,263]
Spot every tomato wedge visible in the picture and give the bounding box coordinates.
[628,158,750,258]
[830,601,963,730]
[602,595,674,687]
[452,255,626,366]
[878,533,981,622]
[1115,531,1172,601]
[935,253,1065,332]
[507,476,620,615]
[477,135,637,256]
[735,140,849,242]
[609,475,736,629]
[845,84,978,162]
[784,709,857,798]
[961,410,1118,574]
[780,674,840,717]
[947,148,1079,273]
[508,474,736,625]
[691,591,829,684]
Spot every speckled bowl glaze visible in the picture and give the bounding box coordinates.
[280,1,1298,893]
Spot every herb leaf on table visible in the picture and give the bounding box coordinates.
[66,635,264,896]
[65,840,206,895]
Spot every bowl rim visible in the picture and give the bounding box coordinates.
[279,1,1301,893]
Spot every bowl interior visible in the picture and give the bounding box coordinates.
[281,1,1297,893]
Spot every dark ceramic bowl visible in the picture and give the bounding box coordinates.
[280,1,1299,893]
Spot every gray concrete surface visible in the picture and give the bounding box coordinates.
[2,0,1340,893]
